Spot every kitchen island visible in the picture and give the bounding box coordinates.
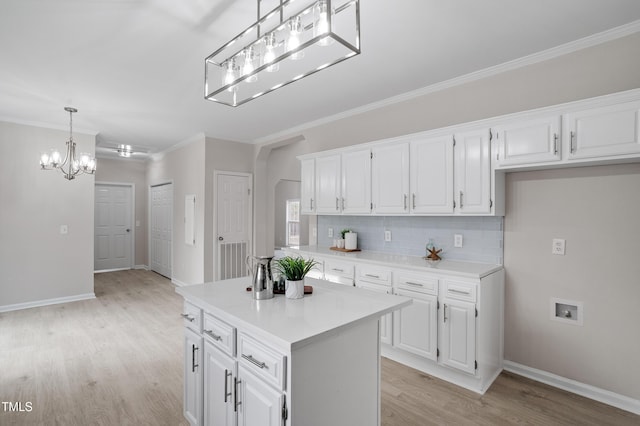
[177,276,412,426]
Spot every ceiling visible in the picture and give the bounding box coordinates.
[2,0,640,159]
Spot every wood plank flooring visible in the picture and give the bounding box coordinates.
[1,270,637,425]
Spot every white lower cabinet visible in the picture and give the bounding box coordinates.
[439,297,476,375]
[236,366,285,426]
[393,288,438,361]
[203,341,236,426]
[356,265,393,344]
[184,327,203,426]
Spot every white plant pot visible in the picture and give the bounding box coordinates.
[285,279,304,299]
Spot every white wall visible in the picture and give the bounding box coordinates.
[256,31,640,400]
[0,121,95,309]
[147,136,206,285]
[95,158,148,268]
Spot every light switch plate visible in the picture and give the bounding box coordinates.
[328,227,333,238]
[60,225,68,235]
[552,238,566,255]
[454,234,463,248]
[384,230,392,242]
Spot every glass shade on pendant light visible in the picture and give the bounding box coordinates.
[313,0,335,46]
[263,32,279,72]
[286,16,305,60]
[205,0,361,107]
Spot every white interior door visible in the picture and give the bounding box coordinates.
[95,184,133,271]
[216,172,252,280]
[150,183,172,278]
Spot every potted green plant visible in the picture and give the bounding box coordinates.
[273,256,318,299]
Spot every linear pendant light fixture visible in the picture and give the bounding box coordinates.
[205,0,360,107]
[39,107,96,180]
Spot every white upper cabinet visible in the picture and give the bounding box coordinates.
[341,149,372,214]
[454,129,492,214]
[314,154,342,214]
[410,136,454,214]
[300,158,315,214]
[564,100,640,160]
[372,142,409,214]
[493,115,562,167]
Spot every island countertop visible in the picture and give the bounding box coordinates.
[176,276,412,352]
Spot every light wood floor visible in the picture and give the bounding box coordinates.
[1,270,637,425]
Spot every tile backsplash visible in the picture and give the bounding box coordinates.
[317,216,504,264]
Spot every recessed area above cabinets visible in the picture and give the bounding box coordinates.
[299,88,640,218]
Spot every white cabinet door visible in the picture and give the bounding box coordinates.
[372,142,410,214]
[315,155,341,214]
[565,100,640,160]
[236,366,284,426]
[204,341,237,426]
[392,288,438,361]
[341,149,371,214]
[184,328,203,426]
[454,129,491,214]
[439,298,476,375]
[356,281,393,345]
[410,136,454,214]
[300,158,315,214]
[494,116,562,167]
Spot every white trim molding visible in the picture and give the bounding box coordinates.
[134,264,149,270]
[504,361,640,415]
[171,278,189,287]
[0,293,96,313]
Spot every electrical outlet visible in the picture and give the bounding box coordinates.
[384,230,392,242]
[552,238,565,255]
[454,234,463,248]
[328,227,333,238]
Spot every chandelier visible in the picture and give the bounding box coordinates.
[205,0,360,107]
[39,107,96,180]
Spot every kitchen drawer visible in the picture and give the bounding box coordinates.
[394,271,438,296]
[202,313,236,357]
[238,333,287,391]
[323,258,355,285]
[181,300,202,333]
[356,265,392,287]
[442,280,477,302]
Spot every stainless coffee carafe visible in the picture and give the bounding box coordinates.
[246,255,274,300]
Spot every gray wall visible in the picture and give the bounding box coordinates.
[255,32,640,400]
[0,121,95,308]
[504,164,640,400]
[95,158,148,268]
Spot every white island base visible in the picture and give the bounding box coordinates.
[177,277,411,426]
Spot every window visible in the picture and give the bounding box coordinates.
[286,199,300,246]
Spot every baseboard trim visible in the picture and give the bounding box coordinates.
[504,361,640,415]
[134,264,149,270]
[94,267,131,274]
[0,293,96,313]
[171,278,188,287]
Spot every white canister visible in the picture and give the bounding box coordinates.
[345,232,357,250]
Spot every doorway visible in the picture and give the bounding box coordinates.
[150,183,172,278]
[94,183,134,272]
[215,172,252,280]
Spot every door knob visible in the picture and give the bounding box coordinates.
[126,229,130,232]
[218,236,224,241]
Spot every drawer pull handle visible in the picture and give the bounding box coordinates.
[449,289,471,295]
[332,268,344,273]
[224,369,232,403]
[204,329,223,341]
[242,354,268,369]
[444,304,448,323]
[181,313,195,322]
[365,274,380,279]
[405,281,423,287]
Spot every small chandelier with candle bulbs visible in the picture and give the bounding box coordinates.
[39,107,96,180]
[205,0,360,107]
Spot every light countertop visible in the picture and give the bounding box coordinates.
[285,246,503,279]
[176,276,412,352]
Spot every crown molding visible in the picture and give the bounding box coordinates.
[254,19,640,145]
